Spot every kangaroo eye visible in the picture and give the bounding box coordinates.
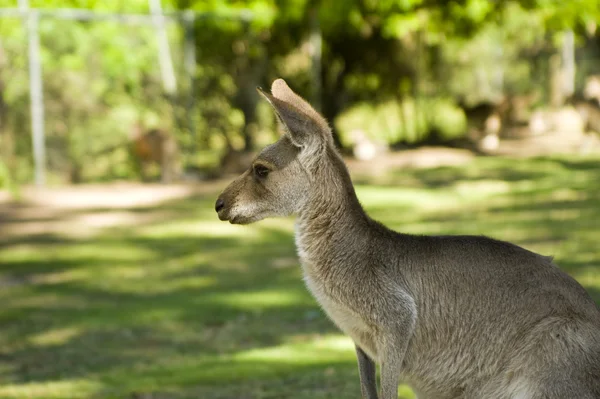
[253,164,270,178]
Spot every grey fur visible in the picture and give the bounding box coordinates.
[216,79,600,399]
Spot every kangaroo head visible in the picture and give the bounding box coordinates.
[215,79,338,224]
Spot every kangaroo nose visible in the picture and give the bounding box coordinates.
[215,198,225,212]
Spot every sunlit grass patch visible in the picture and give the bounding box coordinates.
[236,335,356,365]
[28,326,82,347]
[212,287,311,308]
[0,379,103,399]
[0,154,598,398]
[139,219,250,238]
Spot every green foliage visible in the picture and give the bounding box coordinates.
[0,158,20,198]
[0,0,598,183]
[29,0,155,11]
[519,0,600,32]
[441,4,547,103]
[336,97,466,146]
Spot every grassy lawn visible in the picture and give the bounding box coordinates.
[0,154,599,399]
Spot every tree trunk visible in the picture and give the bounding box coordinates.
[321,68,346,150]
[0,84,13,167]
[234,30,266,152]
[549,54,563,108]
[322,96,345,150]
[309,7,322,112]
[241,96,258,151]
[0,41,14,175]
[561,30,575,99]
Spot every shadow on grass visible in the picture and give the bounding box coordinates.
[0,215,344,397]
[355,155,600,189]
[0,155,598,398]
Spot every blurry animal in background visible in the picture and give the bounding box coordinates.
[567,75,600,153]
[350,129,387,161]
[569,97,600,153]
[584,75,600,100]
[458,100,502,152]
[459,92,540,153]
[76,123,180,183]
[129,123,180,183]
[528,109,550,135]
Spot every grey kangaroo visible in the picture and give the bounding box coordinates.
[215,79,600,399]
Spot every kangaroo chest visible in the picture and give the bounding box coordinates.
[295,222,380,359]
[300,261,379,359]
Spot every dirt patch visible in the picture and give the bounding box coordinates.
[0,180,228,240]
[0,148,474,240]
[0,148,475,240]
[1,142,595,241]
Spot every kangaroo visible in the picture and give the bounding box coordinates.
[458,100,503,152]
[129,124,179,183]
[568,75,600,153]
[215,79,600,399]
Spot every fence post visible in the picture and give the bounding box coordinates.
[562,30,575,98]
[19,0,46,186]
[149,0,177,95]
[183,10,196,148]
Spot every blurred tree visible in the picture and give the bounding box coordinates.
[171,1,275,154]
[1,0,599,187]
[0,0,179,183]
[176,0,600,149]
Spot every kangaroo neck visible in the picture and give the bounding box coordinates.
[295,160,371,260]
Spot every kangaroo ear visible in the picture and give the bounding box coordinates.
[257,79,332,150]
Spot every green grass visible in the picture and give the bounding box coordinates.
[1,154,599,398]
